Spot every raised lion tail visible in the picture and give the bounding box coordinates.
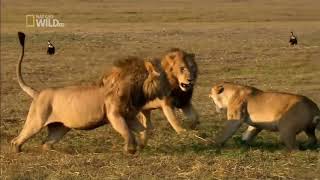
[17,32,38,98]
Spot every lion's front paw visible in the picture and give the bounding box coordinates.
[138,143,145,150]
[125,144,137,155]
[10,139,21,153]
[126,148,137,155]
[42,144,53,151]
[176,128,187,135]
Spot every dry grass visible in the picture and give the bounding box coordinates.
[1,0,320,179]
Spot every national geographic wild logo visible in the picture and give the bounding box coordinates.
[26,15,64,28]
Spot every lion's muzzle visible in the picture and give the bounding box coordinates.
[179,79,195,91]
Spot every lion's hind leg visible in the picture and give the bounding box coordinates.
[42,123,70,151]
[304,126,317,147]
[11,102,47,152]
[279,128,298,151]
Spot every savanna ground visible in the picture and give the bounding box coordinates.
[1,0,320,179]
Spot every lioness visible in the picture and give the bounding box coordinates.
[100,48,199,148]
[209,82,320,150]
[12,32,171,154]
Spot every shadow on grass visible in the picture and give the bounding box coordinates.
[144,136,319,156]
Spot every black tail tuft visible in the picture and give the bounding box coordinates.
[18,32,25,47]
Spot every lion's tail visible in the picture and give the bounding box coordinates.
[17,32,38,98]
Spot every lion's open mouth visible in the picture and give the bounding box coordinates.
[179,83,192,91]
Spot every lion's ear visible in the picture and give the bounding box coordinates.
[214,85,224,94]
[145,61,160,76]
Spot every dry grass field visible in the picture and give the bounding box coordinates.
[1,0,320,179]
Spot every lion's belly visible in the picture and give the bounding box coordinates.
[48,88,107,129]
[58,113,106,130]
[246,95,297,131]
[50,106,107,129]
[246,101,283,131]
[245,117,278,131]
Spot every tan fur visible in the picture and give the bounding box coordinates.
[209,82,320,150]
[12,32,171,154]
[100,48,199,148]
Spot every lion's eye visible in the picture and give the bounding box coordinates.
[180,67,185,72]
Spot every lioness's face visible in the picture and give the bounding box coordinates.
[209,85,228,112]
[166,51,197,92]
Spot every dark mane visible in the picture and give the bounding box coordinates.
[170,88,193,108]
[102,56,170,109]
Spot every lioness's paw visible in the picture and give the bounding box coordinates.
[10,140,21,153]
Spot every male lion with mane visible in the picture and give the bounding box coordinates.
[209,82,320,150]
[11,32,171,154]
[100,48,199,148]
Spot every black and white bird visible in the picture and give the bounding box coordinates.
[289,32,298,46]
[47,40,55,55]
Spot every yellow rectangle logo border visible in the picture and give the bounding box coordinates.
[26,15,35,27]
